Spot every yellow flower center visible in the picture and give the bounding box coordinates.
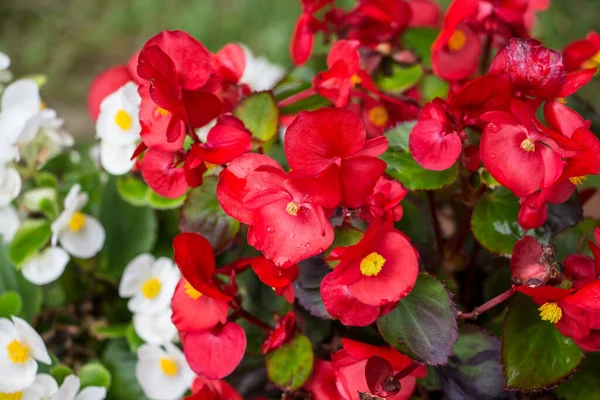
[6,340,30,364]
[40,102,47,111]
[360,252,386,277]
[569,175,588,186]
[68,212,86,232]
[156,107,170,116]
[286,201,300,216]
[350,74,362,87]
[368,106,389,128]
[114,109,133,131]
[159,357,179,377]
[0,393,23,400]
[520,138,536,152]
[448,29,467,52]
[141,278,161,299]
[581,51,600,71]
[539,302,562,323]
[184,281,203,300]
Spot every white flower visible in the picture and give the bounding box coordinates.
[133,307,178,345]
[0,316,51,393]
[51,375,106,400]
[136,343,194,400]
[21,247,70,286]
[96,82,141,175]
[240,45,285,91]
[0,373,59,400]
[51,185,105,259]
[23,188,57,213]
[0,166,21,207]
[119,254,180,315]
[0,52,13,83]
[0,205,20,243]
[0,79,61,146]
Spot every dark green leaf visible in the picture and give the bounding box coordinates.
[0,291,22,318]
[98,176,157,281]
[294,257,332,320]
[502,294,584,390]
[378,273,458,365]
[381,149,457,190]
[0,243,42,321]
[9,219,52,266]
[375,64,423,94]
[266,334,314,390]
[179,176,240,252]
[553,218,598,261]
[234,92,279,142]
[78,362,112,389]
[102,340,146,400]
[555,352,600,399]
[402,28,438,68]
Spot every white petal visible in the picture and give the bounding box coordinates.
[0,52,10,70]
[21,247,70,285]
[0,205,20,243]
[1,79,41,113]
[119,254,155,298]
[133,308,177,345]
[58,215,105,259]
[0,356,37,393]
[0,167,21,207]
[13,316,51,364]
[136,344,189,400]
[23,188,57,213]
[74,387,106,400]
[195,119,216,143]
[99,140,136,175]
[22,373,59,400]
[63,185,87,212]
[96,82,141,146]
[240,45,285,91]
[52,375,80,400]
[163,342,195,387]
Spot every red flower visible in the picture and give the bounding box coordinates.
[328,222,419,306]
[251,257,299,303]
[346,0,412,47]
[141,148,191,198]
[187,115,252,165]
[304,360,343,400]
[357,96,420,138]
[171,278,229,332]
[563,31,600,72]
[517,180,575,229]
[510,236,553,287]
[290,0,333,65]
[407,0,440,29]
[188,377,242,400]
[172,233,233,301]
[182,321,246,379]
[359,176,407,223]
[331,338,426,400]
[285,108,388,208]
[261,312,296,354]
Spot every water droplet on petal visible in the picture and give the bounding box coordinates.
[486,123,500,133]
[267,226,275,233]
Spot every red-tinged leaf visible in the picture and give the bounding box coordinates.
[266,334,314,390]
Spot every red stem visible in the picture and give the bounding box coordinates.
[393,361,420,380]
[459,288,515,319]
[277,87,317,108]
[231,303,272,331]
[427,191,444,251]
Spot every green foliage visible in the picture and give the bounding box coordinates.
[0,243,42,321]
[9,219,52,266]
[0,291,22,318]
[102,340,146,400]
[375,64,423,94]
[117,176,186,209]
[78,362,112,389]
[234,92,279,143]
[266,334,314,390]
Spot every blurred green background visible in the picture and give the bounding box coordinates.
[0,0,598,136]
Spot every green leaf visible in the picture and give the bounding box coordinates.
[234,92,279,142]
[91,324,129,340]
[0,291,22,318]
[419,75,449,104]
[553,218,598,261]
[78,362,112,389]
[146,189,186,210]
[116,176,149,207]
[381,150,457,190]
[402,28,438,68]
[0,243,42,320]
[9,219,52,266]
[35,171,58,187]
[98,176,157,281]
[378,273,458,365]
[102,340,146,400]
[385,121,414,150]
[502,294,584,390]
[180,176,240,252]
[126,323,144,353]
[555,352,600,399]
[375,64,423,94]
[325,226,363,268]
[266,334,314,390]
[50,364,73,385]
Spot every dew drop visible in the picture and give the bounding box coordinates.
[267,226,275,233]
[486,123,500,133]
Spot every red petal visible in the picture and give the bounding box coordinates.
[182,90,222,129]
[510,236,548,286]
[214,43,246,83]
[290,14,315,66]
[171,279,229,332]
[251,257,299,288]
[183,322,246,379]
[432,23,480,81]
[327,40,361,71]
[557,68,596,98]
[341,156,387,209]
[88,65,132,120]
[341,338,415,372]
[564,279,600,312]
[515,285,573,301]
[193,123,252,165]
[432,0,479,51]
[141,148,188,198]
[320,273,380,327]
[366,356,399,398]
[139,85,186,151]
[409,119,462,171]
[304,360,342,399]
[408,0,440,28]
[543,100,585,139]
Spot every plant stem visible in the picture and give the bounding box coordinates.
[459,288,515,319]
[277,87,316,108]
[393,361,420,380]
[232,305,272,331]
[479,34,493,75]
[427,191,444,251]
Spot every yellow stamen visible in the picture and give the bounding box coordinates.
[114,109,132,130]
[159,357,179,376]
[141,278,161,299]
[520,138,536,152]
[40,102,47,111]
[7,340,30,364]
[68,212,86,232]
[539,302,562,323]
[156,107,170,116]
[350,74,362,87]
[448,29,467,52]
[286,201,300,216]
[556,97,568,104]
[184,281,203,300]
[368,106,389,127]
[581,51,600,71]
[569,175,588,186]
[0,392,23,400]
[360,252,386,277]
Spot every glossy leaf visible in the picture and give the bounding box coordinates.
[378,273,458,365]
[555,352,600,400]
[381,150,457,191]
[234,91,279,142]
[266,334,314,390]
[502,294,584,390]
[78,362,112,389]
[116,176,149,207]
[375,64,423,94]
[9,219,52,266]
[294,257,332,320]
